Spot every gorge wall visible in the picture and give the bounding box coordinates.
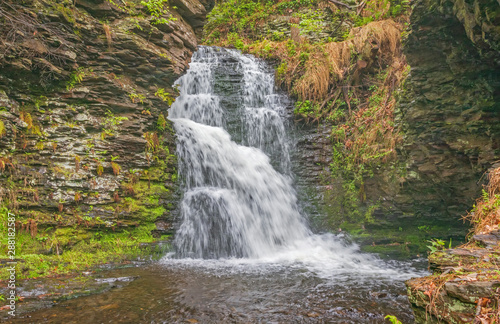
[363,0,500,248]
[403,1,500,322]
[0,0,212,278]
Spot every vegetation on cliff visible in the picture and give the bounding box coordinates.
[201,0,417,248]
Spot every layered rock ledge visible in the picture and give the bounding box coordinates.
[0,0,212,278]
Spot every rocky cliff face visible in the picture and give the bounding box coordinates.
[382,0,500,235]
[0,0,212,277]
[402,1,500,322]
[442,0,500,63]
[353,0,500,252]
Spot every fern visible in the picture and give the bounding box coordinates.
[111,162,121,176]
[157,113,167,132]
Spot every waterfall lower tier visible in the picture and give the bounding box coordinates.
[173,119,308,258]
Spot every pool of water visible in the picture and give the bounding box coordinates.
[7,255,427,323]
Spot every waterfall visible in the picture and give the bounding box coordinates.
[169,47,308,259]
[165,46,423,282]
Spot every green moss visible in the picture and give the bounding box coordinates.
[122,197,166,222]
[54,2,76,25]
[145,165,168,181]
[0,206,168,280]
[0,167,174,281]
[0,119,5,138]
[119,181,168,222]
[448,298,474,313]
[141,0,177,25]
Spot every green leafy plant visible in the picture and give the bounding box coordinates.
[96,163,104,176]
[0,120,5,138]
[128,91,146,104]
[418,225,430,232]
[271,30,285,41]
[276,61,288,85]
[66,67,93,91]
[102,110,128,138]
[141,0,177,25]
[144,132,160,152]
[390,0,410,17]
[227,32,245,50]
[111,162,121,176]
[294,100,319,117]
[154,88,175,105]
[157,113,167,132]
[385,315,402,324]
[427,238,446,254]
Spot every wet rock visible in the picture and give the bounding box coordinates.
[472,230,500,248]
[172,0,208,27]
[445,280,500,304]
[407,233,500,324]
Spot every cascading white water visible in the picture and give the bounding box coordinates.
[170,46,308,259]
[239,54,291,174]
[167,46,423,281]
